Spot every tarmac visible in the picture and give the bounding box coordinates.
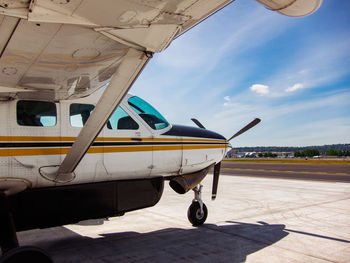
[15,166,350,263]
[221,161,350,182]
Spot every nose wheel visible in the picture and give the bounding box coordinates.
[187,185,208,226]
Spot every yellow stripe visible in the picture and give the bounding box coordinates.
[0,148,69,157]
[153,145,182,151]
[183,145,227,150]
[0,144,227,157]
[95,146,153,153]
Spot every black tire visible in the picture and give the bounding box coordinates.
[0,246,53,263]
[187,201,208,226]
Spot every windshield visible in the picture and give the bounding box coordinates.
[128,96,169,130]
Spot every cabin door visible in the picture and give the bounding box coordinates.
[103,105,153,179]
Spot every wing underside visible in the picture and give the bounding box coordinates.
[0,0,234,101]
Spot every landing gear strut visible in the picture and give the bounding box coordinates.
[0,194,53,263]
[187,184,208,226]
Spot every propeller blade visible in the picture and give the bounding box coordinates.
[191,118,206,129]
[212,162,221,200]
[228,118,261,141]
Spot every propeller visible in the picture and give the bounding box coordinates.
[228,118,261,141]
[212,162,221,200]
[212,118,261,200]
[190,117,261,201]
[191,118,206,129]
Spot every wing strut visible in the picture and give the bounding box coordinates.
[46,48,151,182]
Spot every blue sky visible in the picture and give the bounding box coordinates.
[130,0,350,147]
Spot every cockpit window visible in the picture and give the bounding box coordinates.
[70,103,95,127]
[17,100,57,127]
[107,106,139,130]
[128,96,169,130]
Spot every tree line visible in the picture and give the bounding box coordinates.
[294,149,320,157]
[294,148,350,157]
[326,149,350,157]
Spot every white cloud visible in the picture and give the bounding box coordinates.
[285,83,304,93]
[250,84,269,95]
[223,96,232,106]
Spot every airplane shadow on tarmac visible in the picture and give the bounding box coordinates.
[18,221,289,263]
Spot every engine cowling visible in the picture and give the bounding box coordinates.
[169,166,211,194]
[256,0,322,17]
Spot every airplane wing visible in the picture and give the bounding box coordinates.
[0,0,235,100]
[0,0,322,180]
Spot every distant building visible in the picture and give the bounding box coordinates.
[280,152,294,158]
[226,150,294,158]
[245,152,257,158]
[226,150,245,158]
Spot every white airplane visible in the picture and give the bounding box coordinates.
[0,0,321,262]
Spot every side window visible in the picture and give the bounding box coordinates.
[17,100,57,127]
[108,106,139,130]
[70,103,95,127]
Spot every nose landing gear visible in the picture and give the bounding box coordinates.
[187,185,208,226]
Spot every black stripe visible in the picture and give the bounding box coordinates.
[94,142,227,146]
[163,125,226,140]
[0,141,228,148]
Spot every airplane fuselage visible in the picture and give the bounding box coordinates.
[0,94,228,191]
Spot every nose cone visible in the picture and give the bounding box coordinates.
[163,124,226,141]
